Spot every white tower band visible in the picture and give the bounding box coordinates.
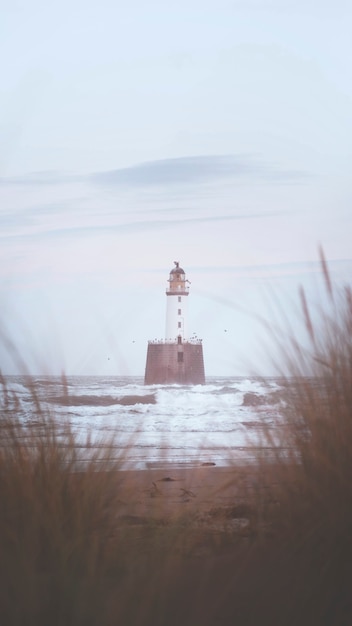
[165,262,189,341]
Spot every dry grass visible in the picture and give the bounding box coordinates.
[0,379,245,626]
[267,254,352,531]
[0,380,130,625]
[1,251,352,625]
[252,250,352,624]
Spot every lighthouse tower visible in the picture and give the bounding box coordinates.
[165,262,189,341]
[144,262,205,385]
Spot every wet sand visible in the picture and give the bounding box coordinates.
[113,463,279,527]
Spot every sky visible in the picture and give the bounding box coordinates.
[1,0,352,376]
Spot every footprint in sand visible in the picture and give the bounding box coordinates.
[180,488,196,499]
[149,482,163,497]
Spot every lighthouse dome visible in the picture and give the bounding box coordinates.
[170,265,185,276]
[170,261,185,276]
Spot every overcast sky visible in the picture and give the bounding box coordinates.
[1,0,351,376]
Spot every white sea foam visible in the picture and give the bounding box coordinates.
[1,375,285,469]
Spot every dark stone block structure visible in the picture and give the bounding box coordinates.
[144,340,205,385]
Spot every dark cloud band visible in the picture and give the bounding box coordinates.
[91,154,308,187]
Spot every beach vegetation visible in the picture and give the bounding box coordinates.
[0,250,352,625]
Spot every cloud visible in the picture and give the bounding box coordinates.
[0,171,78,186]
[192,258,352,282]
[0,155,309,190]
[90,155,309,188]
[0,209,281,244]
[231,0,350,14]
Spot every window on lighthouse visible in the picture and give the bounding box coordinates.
[178,322,181,328]
[178,309,181,315]
[178,296,181,303]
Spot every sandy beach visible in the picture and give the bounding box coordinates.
[113,463,278,531]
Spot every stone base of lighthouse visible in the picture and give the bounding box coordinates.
[144,341,205,385]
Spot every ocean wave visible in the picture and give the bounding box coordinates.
[45,393,156,407]
[1,375,286,468]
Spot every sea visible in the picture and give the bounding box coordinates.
[1,376,287,470]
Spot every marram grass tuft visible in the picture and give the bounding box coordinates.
[1,251,352,626]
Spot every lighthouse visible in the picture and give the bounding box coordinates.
[144,262,205,385]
